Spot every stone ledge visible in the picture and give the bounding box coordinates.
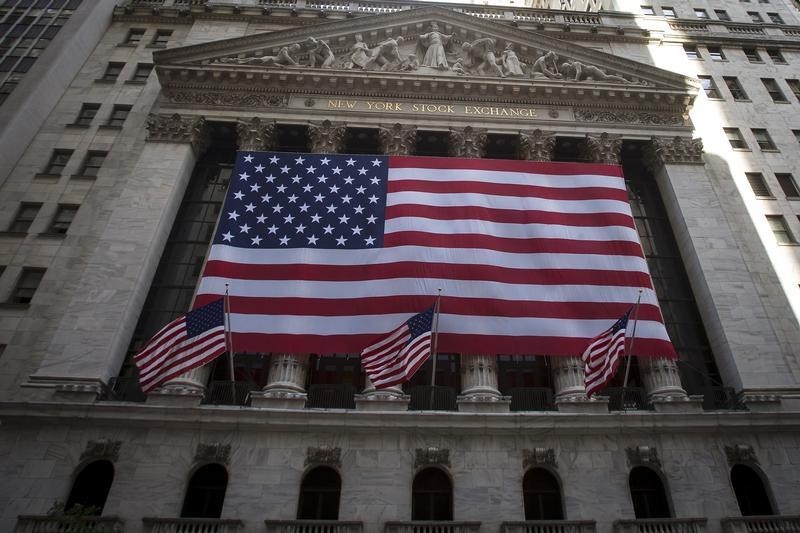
[249,389,307,409]
[457,394,511,413]
[556,397,609,413]
[146,385,204,407]
[651,396,703,413]
[354,392,410,411]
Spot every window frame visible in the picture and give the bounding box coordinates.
[766,48,786,64]
[47,204,79,234]
[150,29,173,47]
[684,44,701,60]
[698,76,722,99]
[10,267,45,305]
[723,77,748,100]
[42,149,73,176]
[76,150,108,178]
[775,174,800,199]
[661,6,676,17]
[100,62,124,82]
[742,47,762,63]
[714,9,731,21]
[72,103,100,127]
[694,8,709,18]
[745,173,772,198]
[129,62,153,83]
[105,104,131,127]
[761,78,788,102]
[724,128,749,150]
[766,12,783,23]
[123,28,145,46]
[747,11,763,22]
[707,46,726,61]
[751,128,777,151]
[8,202,42,233]
[786,79,800,102]
[766,215,796,244]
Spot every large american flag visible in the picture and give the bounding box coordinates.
[195,151,676,358]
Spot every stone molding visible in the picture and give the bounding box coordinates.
[643,136,704,172]
[523,448,558,469]
[306,446,342,468]
[81,439,121,462]
[574,110,685,127]
[378,123,417,155]
[626,445,661,468]
[146,113,209,155]
[519,129,556,161]
[415,447,450,469]
[724,444,758,466]
[308,119,347,153]
[163,89,289,109]
[448,126,487,158]
[580,132,622,164]
[195,443,231,465]
[237,117,276,151]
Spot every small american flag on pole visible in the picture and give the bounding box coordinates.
[581,308,631,397]
[361,306,434,389]
[134,298,227,393]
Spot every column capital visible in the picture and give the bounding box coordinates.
[643,136,705,172]
[519,129,556,161]
[378,123,417,155]
[308,119,347,153]
[448,126,487,158]
[236,117,276,152]
[146,113,209,155]
[580,132,622,164]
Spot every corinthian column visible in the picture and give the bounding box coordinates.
[449,126,487,158]
[519,129,556,161]
[249,354,310,409]
[457,355,510,412]
[236,117,276,151]
[308,120,347,153]
[580,132,622,164]
[378,123,417,155]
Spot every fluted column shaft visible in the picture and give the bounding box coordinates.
[552,356,587,401]
[640,357,688,400]
[460,355,501,397]
[263,354,309,393]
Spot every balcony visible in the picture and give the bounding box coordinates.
[203,381,258,406]
[264,520,363,532]
[384,522,481,533]
[700,387,745,411]
[721,515,800,533]
[601,387,652,411]
[104,376,146,402]
[501,520,597,533]
[306,384,357,409]
[142,517,244,533]
[614,518,707,533]
[15,515,124,532]
[508,387,556,411]
[407,385,458,411]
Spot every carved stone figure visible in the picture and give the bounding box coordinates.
[303,37,335,69]
[531,51,562,79]
[560,59,632,84]
[349,34,370,69]
[501,43,525,77]
[220,44,300,67]
[364,36,405,71]
[399,53,419,72]
[416,22,453,70]
[461,38,504,77]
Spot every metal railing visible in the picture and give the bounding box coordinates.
[614,518,707,533]
[501,521,597,533]
[306,383,357,409]
[721,515,800,533]
[15,515,124,533]
[104,376,146,402]
[407,385,458,411]
[508,387,556,411]
[142,517,244,533]
[384,522,481,533]
[700,386,745,411]
[203,381,258,406]
[264,520,363,533]
[601,387,651,411]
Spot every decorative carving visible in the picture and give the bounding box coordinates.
[461,38,504,77]
[574,110,684,126]
[523,448,557,469]
[348,34,370,69]
[531,51,563,80]
[163,90,289,109]
[580,133,622,164]
[378,123,417,155]
[308,120,347,153]
[81,439,121,462]
[146,113,209,155]
[725,444,759,466]
[195,443,231,465]
[236,117,276,151]
[415,447,451,469]
[519,129,556,161]
[626,446,661,468]
[218,44,301,67]
[416,22,454,70]
[644,136,704,172]
[306,446,342,467]
[448,126,487,158]
[560,59,645,85]
[501,43,525,77]
[364,36,406,71]
[303,37,335,69]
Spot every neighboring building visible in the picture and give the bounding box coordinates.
[1,0,799,532]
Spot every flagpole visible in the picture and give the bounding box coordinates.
[429,288,443,409]
[622,288,644,389]
[224,283,236,386]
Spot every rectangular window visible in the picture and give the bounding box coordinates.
[101,62,124,82]
[684,44,701,60]
[766,215,795,244]
[746,173,772,197]
[767,12,783,23]
[762,78,788,102]
[786,79,800,102]
[794,130,800,143]
[724,127,748,149]
[43,149,73,175]
[641,5,655,15]
[10,268,45,304]
[8,203,42,232]
[748,11,763,22]
[776,174,800,198]
[77,151,107,177]
[714,9,731,20]
[48,204,79,234]
[699,76,721,98]
[752,128,777,150]
[694,8,709,18]
[662,7,676,17]
[106,104,131,127]
[151,29,172,47]
[766,48,786,64]
[724,77,748,100]
[73,103,99,126]
[743,47,762,62]
[708,46,726,61]
[130,63,152,83]
[124,28,145,45]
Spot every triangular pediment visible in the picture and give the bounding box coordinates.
[154,6,696,115]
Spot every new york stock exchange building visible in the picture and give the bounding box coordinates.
[1,0,800,531]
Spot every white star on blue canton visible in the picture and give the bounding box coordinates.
[269,156,279,164]
[358,167,368,175]
[244,154,254,163]
[295,156,305,165]
[239,172,250,180]
[320,157,330,165]
[307,235,319,245]
[234,191,245,200]
[251,235,262,245]
[336,236,347,245]
[372,158,382,166]
[228,211,240,221]
[254,164,265,172]
[345,158,356,166]
[239,223,251,233]
[365,236,376,245]
[279,236,290,245]
[222,231,233,242]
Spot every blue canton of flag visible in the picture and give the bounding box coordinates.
[215,152,389,249]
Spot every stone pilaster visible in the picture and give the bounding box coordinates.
[457,355,510,413]
[552,356,608,413]
[378,123,417,155]
[519,129,556,161]
[580,132,622,164]
[249,354,309,409]
[236,117,276,151]
[308,120,347,154]
[146,113,209,156]
[643,136,705,172]
[448,126,487,158]
[355,375,410,411]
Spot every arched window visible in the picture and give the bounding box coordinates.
[731,464,775,516]
[297,466,341,520]
[523,468,564,520]
[65,460,114,515]
[629,466,671,519]
[180,463,228,518]
[412,468,453,521]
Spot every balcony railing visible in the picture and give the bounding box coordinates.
[15,515,124,533]
[721,515,800,533]
[203,381,258,406]
[407,385,458,411]
[501,521,597,533]
[104,376,146,402]
[508,387,556,411]
[264,520,363,532]
[601,387,652,411]
[614,518,707,533]
[385,522,481,533]
[142,518,244,533]
[306,383,357,409]
[700,387,745,411]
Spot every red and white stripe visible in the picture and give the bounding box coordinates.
[582,325,628,397]
[361,324,432,389]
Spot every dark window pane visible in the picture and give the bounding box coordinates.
[629,466,671,519]
[65,460,113,515]
[412,468,453,521]
[731,465,774,515]
[180,463,228,518]
[297,466,341,520]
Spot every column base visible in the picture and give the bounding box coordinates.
[52,382,103,404]
[651,396,703,413]
[740,392,782,412]
[145,384,204,407]
[249,389,307,409]
[556,396,609,413]
[355,390,410,411]
[457,393,511,413]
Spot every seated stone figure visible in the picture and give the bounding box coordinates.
[531,51,562,79]
[461,37,504,77]
[364,36,405,71]
[304,37,335,69]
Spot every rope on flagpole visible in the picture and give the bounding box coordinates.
[429,288,443,409]
[224,283,236,386]
[622,288,644,389]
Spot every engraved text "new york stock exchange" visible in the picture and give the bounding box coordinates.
[327,100,537,118]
